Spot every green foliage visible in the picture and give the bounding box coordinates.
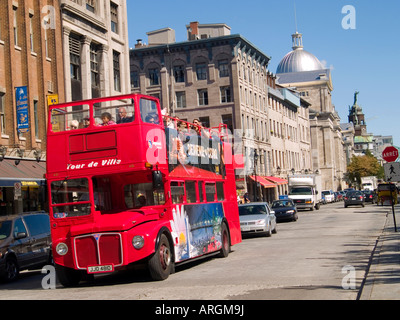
[347,152,383,186]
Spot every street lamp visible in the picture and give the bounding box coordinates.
[0,146,7,161]
[254,149,259,202]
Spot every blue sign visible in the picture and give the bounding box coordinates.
[15,86,29,133]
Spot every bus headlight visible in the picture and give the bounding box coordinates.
[56,242,68,256]
[132,235,144,249]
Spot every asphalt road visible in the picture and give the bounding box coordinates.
[0,200,389,300]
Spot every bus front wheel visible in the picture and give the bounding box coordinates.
[148,233,173,281]
[55,264,82,287]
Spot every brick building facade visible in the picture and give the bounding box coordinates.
[0,0,65,214]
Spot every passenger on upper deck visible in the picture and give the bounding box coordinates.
[70,120,79,130]
[117,107,134,124]
[145,114,159,124]
[100,112,116,126]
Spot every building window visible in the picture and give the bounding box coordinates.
[113,50,121,91]
[130,70,139,88]
[173,65,185,83]
[199,116,210,128]
[34,100,39,139]
[176,92,186,109]
[196,63,207,80]
[221,114,233,133]
[220,86,231,103]
[69,35,81,80]
[29,14,34,52]
[149,68,159,86]
[218,59,229,77]
[0,93,5,134]
[13,6,18,46]
[44,18,49,58]
[198,89,208,106]
[110,2,118,34]
[90,43,100,88]
[86,0,96,13]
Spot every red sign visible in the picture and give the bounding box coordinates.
[382,146,399,162]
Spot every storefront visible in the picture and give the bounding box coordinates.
[0,159,46,216]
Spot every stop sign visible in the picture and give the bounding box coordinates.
[382,146,399,162]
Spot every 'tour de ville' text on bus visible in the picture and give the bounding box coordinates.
[46,94,241,286]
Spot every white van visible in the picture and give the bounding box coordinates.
[322,190,335,203]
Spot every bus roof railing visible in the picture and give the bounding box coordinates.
[162,115,229,143]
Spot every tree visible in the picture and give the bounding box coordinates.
[347,151,383,187]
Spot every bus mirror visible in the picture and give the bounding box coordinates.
[152,170,163,189]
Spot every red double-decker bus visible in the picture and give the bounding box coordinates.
[46,94,241,286]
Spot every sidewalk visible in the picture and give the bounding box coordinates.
[360,204,400,300]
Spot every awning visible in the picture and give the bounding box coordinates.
[249,175,276,188]
[264,176,288,185]
[0,159,46,187]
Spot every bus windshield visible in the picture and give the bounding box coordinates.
[50,178,91,218]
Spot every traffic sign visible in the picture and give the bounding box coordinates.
[382,146,399,162]
[384,162,400,182]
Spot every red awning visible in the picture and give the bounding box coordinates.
[249,175,276,188]
[264,176,288,185]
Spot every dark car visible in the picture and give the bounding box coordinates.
[0,212,51,282]
[344,191,365,208]
[271,199,298,222]
[362,190,376,203]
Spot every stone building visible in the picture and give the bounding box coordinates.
[0,0,65,214]
[60,0,130,101]
[276,31,346,191]
[130,22,312,201]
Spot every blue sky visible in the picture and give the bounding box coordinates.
[127,0,400,147]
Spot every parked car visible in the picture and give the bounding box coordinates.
[362,190,377,203]
[271,199,298,222]
[238,202,277,237]
[322,190,335,203]
[0,212,51,282]
[344,188,355,196]
[344,191,365,208]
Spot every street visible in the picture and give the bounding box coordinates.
[0,201,390,300]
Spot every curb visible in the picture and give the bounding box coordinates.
[358,212,388,300]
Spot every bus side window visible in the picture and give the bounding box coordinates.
[205,183,216,202]
[198,181,204,202]
[216,182,225,201]
[171,181,185,204]
[140,98,159,124]
[186,181,197,203]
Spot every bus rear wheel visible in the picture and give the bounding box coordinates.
[218,223,230,258]
[148,233,172,281]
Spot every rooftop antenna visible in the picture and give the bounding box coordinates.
[294,0,298,33]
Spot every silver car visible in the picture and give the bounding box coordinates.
[238,202,277,237]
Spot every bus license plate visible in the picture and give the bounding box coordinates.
[87,265,114,274]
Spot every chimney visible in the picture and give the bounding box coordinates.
[189,21,199,40]
[135,39,145,48]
